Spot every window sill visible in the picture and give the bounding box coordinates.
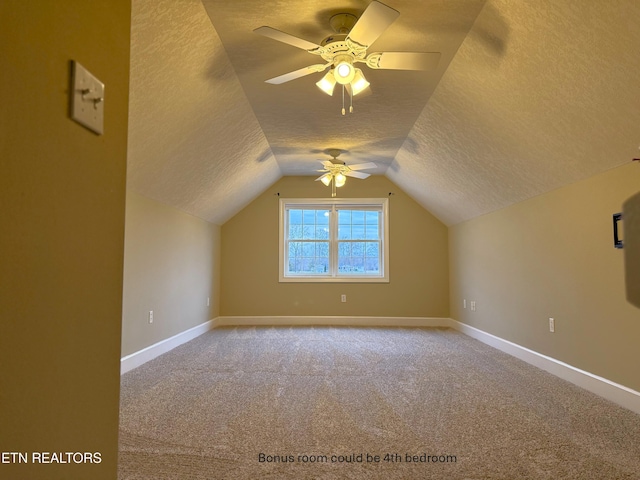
[279,276,389,283]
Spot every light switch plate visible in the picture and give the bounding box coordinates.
[71,61,104,135]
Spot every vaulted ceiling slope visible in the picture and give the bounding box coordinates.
[127,0,281,225]
[389,0,640,224]
[127,0,640,226]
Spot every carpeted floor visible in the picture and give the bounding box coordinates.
[118,327,640,479]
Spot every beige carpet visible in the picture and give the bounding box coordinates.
[119,327,640,479]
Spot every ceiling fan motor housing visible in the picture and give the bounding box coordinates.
[329,13,358,34]
[317,36,367,87]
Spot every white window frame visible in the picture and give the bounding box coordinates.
[279,198,389,283]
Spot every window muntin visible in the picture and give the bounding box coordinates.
[279,198,389,283]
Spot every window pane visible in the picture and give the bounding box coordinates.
[316,210,330,225]
[365,240,380,274]
[365,257,380,273]
[352,256,364,272]
[366,242,379,257]
[300,225,312,240]
[316,225,329,240]
[317,242,329,257]
[300,257,314,273]
[289,209,329,240]
[338,209,379,240]
[365,210,379,224]
[317,257,329,273]
[351,210,365,225]
[352,242,365,256]
[289,209,302,225]
[287,240,330,275]
[288,241,302,259]
[338,255,352,273]
[366,211,380,239]
[302,242,315,257]
[352,224,365,240]
[338,209,351,240]
[303,209,316,224]
[337,239,381,276]
[338,224,350,240]
[289,257,313,275]
[365,225,379,240]
[338,255,370,275]
[288,257,301,273]
[289,225,303,239]
[288,208,304,239]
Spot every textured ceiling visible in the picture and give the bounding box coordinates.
[127,0,281,225]
[388,0,640,224]
[127,0,640,225]
[200,0,484,176]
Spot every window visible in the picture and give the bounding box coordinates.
[279,198,389,282]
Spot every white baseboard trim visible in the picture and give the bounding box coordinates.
[214,316,449,328]
[120,319,215,374]
[121,315,640,415]
[448,319,640,415]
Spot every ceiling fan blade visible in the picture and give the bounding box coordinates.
[367,51,441,70]
[265,64,329,84]
[253,26,322,51]
[315,174,329,181]
[345,170,370,179]
[320,160,335,168]
[346,1,399,48]
[348,162,377,171]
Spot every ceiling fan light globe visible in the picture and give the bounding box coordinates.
[337,63,351,77]
[335,173,347,187]
[350,69,370,96]
[334,57,355,85]
[316,72,336,96]
[320,173,332,186]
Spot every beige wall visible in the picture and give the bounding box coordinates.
[0,1,130,479]
[221,176,449,317]
[450,163,640,392]
[121,191,220,356]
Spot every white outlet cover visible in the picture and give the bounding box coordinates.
[71,61,104,134]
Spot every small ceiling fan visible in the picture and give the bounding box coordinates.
[254,0,441,114]
[315,149,377,196]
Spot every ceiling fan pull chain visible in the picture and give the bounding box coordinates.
[341,85,346,115]
[350,90,353,113]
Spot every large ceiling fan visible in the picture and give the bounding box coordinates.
[254,0,441,114]
[315,149,377,196]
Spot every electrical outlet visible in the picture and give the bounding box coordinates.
[549,317,555,333]
[341,294,347,303]
[149,310,154,324]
